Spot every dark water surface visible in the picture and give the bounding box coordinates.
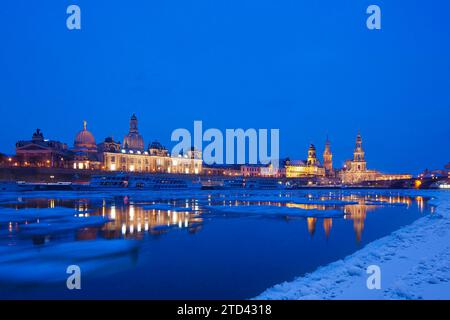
[0,189,434,299]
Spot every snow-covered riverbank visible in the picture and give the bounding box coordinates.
[256,190,450,300]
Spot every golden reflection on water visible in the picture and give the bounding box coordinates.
[74,194,425,242]
[2,193,429,243]
[323,218,332,238]
[86,204,204,240]
[307,217,317,236]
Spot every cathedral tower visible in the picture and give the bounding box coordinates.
[352,131,366,171]
[307,144,319,166]
[323,137,333,174]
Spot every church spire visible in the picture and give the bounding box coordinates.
[354,131,364,161]
[323,136,333,174]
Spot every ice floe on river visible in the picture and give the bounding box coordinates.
[19,216,111,236]
[0,207,82,223]
[209,205,343,218]
[0,240,140,285]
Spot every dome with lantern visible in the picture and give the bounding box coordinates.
[123,113,144,152]
[73,120,97,152]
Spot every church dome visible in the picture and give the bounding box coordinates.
[123,114,144,151]
[74,121,97,151]
[123,134,144,151]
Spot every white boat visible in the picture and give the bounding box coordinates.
[88,174,201,190]
[20,181,75,191]
[245,178,286,190]
[88,174,129,190]
[0,181,71,192]
[128,176,202,190]
[222,178,245,189]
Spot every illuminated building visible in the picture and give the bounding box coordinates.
[202,164,242,176]
[103,147,203,174]
[323,137,333,175]
[15,129,68,167]
[123,113,144,152]
[99,115,202,174]
[375,174,412,181]
[102,149,169,173]
[241,165,261,177]
[260,162,286,178]
[149,141,169,157]
[340,132,412,184]
[71,121,101,170]
[102,141,172,173]
[285,144,326,178]
[97,136,121,153]
[169,147,203,174]
[340,131,379,184]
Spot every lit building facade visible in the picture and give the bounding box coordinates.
[70,121,101,170]
[375,174,412,181]
[286,144,326,178]
[15,129,68,168]
[102,148,203,174]
[123,114,145,152]
[170,148,203,174]
[323,137,333,175]
[241,165,261,177]
[102,150,170,173]
[260,163,286,178]
[202,164,242,176]
[340,132,380,184]
[100,115,203,174]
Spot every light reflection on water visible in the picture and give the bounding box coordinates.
[1,192,431,245]
[0,190,435,299]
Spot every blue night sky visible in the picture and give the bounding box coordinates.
[0,0,449,173]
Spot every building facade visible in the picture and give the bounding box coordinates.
[260,163,286,178]
[202,164,242,176]
[70,121,101,170]
[340,132,379,184]
[15,129,68,168]
[241,165,261,177]
[170,148,203,174]
[123,114,144,152]
[323,137,333,175]
[12,114,203,175]
[100,115,203,174]
[286,144,326,178]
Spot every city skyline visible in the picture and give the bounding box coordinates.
[1,1,449,173]
[1,1,450,303]
[2,115,446,175]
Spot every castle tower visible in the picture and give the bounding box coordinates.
[352,131,366,171]
[307,144,318,166]
[123,114,144,151]
[323,137,333,174]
